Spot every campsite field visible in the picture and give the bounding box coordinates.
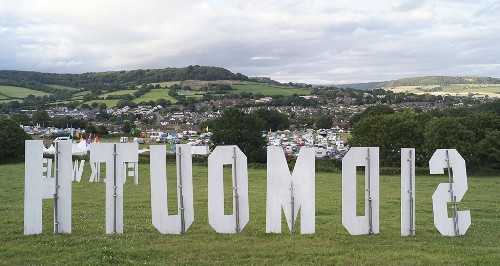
[0,163,498,265]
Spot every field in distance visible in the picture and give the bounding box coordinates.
[386,84,500,98]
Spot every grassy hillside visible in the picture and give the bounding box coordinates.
[232,82,310,96]
[0,85,51,101]
[0,162,498,264]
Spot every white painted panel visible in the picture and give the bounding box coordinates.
[24,140,72,234]
[208,146,249,233]
[90,142,138,234]
[342,147,379,235]
[150,145,194,234]
[429,149,471,236]
[266,146,315,234]
[401,148,416,236]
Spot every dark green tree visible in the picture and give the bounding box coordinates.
[253,109,290,131]
[423,117,475,166]
[349,104,395,126]
[315,115,333,129]
[210,108,267,163]
[0,116,32,163]
[121,121,136,134]
[31,109,50,126]
[85,123,98,134]
[351,110,425,167]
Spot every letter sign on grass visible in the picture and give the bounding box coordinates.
[429,149,471,236]
[342,147,380,235]
[266,146,315,234]
[150,144,194,234]
[208,146,249,233]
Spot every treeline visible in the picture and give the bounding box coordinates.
[0,65,249,94]
[349,100,500,174]
[385,76,500,87]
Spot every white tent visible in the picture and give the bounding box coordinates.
[72,143,87,156]
[44,144,56,155]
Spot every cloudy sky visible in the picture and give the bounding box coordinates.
[1,0,499,84]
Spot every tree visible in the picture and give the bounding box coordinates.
[97,125,109,136]
[31,110,50,126]
[85,123,98,134]
[253,109,290,131]
[210,108,266,163]
[121,121,136,135]
[349,104,395,126]
[0,116,32,163]
[351,110,425,167]
[423,117,475,166]
[315,115,333,129]
[476,130,500,171]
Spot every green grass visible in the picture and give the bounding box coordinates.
[82,99,121,107]
[0,85,51,100]
[150,81,180,88]
[46,84,80,91]
[0,162,498,264]
[101,90,137,98]
[133,89,177,103]
[232,82,311,96]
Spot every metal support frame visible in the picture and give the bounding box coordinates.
[178,146,186,233]
[113,144,117,233]
[446,150,460,236]
[366,148,373,235]
[408,149,415,237]
[54,142,60,234]
[290,181,295,234]
[233,147,240,233]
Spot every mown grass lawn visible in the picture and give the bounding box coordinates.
[0,162,498,265]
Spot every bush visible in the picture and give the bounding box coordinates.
[0,116,32,163]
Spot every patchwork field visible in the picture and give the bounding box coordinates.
[1,162,498,265]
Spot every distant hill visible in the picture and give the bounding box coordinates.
[384,76,500,87]
[0,65,249,94]
[333,76,500,91]
[332,81,387,90]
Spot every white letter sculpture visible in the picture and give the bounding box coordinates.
[429,149,471,236]
[90,142,138,234]
[208,145,249,233]
[342,147,379,235]
[150,144,194,234]
[266,146,315,234]
[24,140,72,235]
[72,160,85,182]
[401,148,415,236]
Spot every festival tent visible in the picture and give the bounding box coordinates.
[44,144,56,154]
[72,143,87,156]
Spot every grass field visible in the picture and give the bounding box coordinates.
[101,90,137,98]
[232,82,311,96]
[0,85,51,100]
[150,81,180,88]
[46,85,80,91]
[1,161,498,265]
[388,84,500,98]
[133,89,177,104]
